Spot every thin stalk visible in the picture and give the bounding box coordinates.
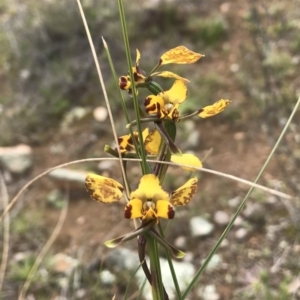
[157,223,182,299]
[76,0,130,195]
[123,258,147,300]
[137,278,147,300]
[102,37,143,182]
[153,238,165,299]
[126,116,167,128]
[117,0,148,174]
[0,173,9,291]
[165,251,182,299]
[102,37,130,124]
[146,234,165,300]
[182,96,300,299]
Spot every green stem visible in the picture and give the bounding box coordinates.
[102,38,141,161]
[102,38,130,124]
[146,234,165,300]
[157,224,182,299]
[117,0,148,175]
[126,116,167,128]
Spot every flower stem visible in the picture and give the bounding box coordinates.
[146,234,166,300]
[117,0,149,175]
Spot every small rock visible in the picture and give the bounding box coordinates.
[49,143,65,154]
[174,236,187,249]
[75,289,86,299]
[235,228,249,240]
[100,270,116,285]
[220,239,229,248]
[2,169,12,183]
[220,2,230,14]
[19,69,30,80]
[198,284,220,300]
[233,215,244,227]
[105,248,139,272]
[0,144,33,174]
[61,106,90,130]
[190,216,214,237]
[234,132,245,141]
[228,196,241,207]
[76,216,86,225]
[93,106,108,122]
[288,278,300,294]
[97,160,116,171]
[13,252,31,262]
[242,202,265,224]
[47,189,64,204]
[52,253,79,275]
[186,131,200,148]
[214,211,230,225]
[183,120,196,132]
[266,196,277,204]
[201,254,222,271]
[183,251,194,263]
[230,63,240,73]
[48,168,87,188]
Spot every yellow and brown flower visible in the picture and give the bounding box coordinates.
[85,173,198,223]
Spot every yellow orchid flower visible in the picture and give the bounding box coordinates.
[125,174,198,222]
[119,46,203,92]
[116,128,202,172]
[119,49,147,91]
[117,129,149,153]
[144,79,187,120]
[144,80,231,121]
[86,174,197,223]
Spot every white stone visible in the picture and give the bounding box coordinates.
[201,254,223,271]
[0,144,33,174]
[235,228,249,240]
[220,238,229,248]
[93,106,108,122]
[230,63,240,72]
[98,160,115,170]
[233,215,244,227]
[190,216,214,237]
[214,211,230,225]
[228,196,241,207]
[100,270,116,285]
[202,284,220,300]
[187,131,200,148]
[48,168,87,186]
[52,253,79,275]
[174,236,187,249]
[220,3,230,14]
[61,106,90,130]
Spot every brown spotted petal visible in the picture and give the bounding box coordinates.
[144,129,162,155]
[151,71,190,83]
[117,132,139,153]
[85,174,124,203]
[159,46,204,66]
[119,75,131,90]
[170,177,198,206]
[144,95,166,118]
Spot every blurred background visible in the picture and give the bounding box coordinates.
[0,0,300,299]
